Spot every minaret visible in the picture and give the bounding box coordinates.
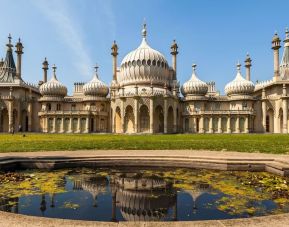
[272,32,281,81]
[15,38,24,79]
[171,39,178,80]
[42,58,49,83]
[244,53,252,81]
[111,40,118,82]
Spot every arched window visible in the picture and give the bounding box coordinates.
[47,103,52,111]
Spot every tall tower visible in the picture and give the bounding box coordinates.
[111,40,118,82]
[42,58,49,83]
[170,39,178,80]
[272,32,281,81]
[244,53,252,81]
[15,38,24,79]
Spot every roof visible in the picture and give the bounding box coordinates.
[0,41,16,83]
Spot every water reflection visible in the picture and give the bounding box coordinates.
[1,168,284,222]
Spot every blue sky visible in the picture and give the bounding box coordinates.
[0,0,288,94]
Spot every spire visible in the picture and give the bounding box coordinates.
[191,63,198,80]
[94,63,99,79]
[142,20,147,40]
[0,34,16,82]
[284,27,289,45]
[237,62,241,72]
[52,64,57,80]
[6,34,13,51]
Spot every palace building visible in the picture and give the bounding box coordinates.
[0,24,289,134]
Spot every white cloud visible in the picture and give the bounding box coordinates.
[31,0,93,78]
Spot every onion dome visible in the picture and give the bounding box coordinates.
[39,64,67,97]
[83,64,109,97]
[225,63,254,96]
[181,64,208,96]
[118,23,169,87]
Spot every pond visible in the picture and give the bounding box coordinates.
[0,167,289,222]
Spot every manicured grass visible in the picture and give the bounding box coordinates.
[0,133,288,154]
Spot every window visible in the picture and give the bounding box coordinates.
[147,60,151,66]
[142,59,146,66]
[47,103,51,111]
[56,104,61,111]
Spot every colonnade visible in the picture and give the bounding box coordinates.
[261,87,288,133]
[0,100,32,133]
[183,115,250,134]
[42,115,107,133]
[111,98,178,134]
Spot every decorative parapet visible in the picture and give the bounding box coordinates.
[182,109,255,116]
[38,110,109,116]
[255,80,273,91]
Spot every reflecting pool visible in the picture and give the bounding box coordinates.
[0,167,289,221]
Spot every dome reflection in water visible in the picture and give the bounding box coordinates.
[0,167,289,222]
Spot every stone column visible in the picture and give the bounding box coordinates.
[53,117,57,133]
[85,117,90,133]
[262,101,267,132]
[69,118,73,133]
[283,99,288,133]
[199,116,204,133]
[150,98,154,133]
[60,117,64,133]
[245,116,249,133]
[191,117,195,133]
[227,116,231,133]
[164,98,168,133]
[173,101,177,133]
[77,118,81,133]
[134,98,138,133]
[111,109,115,133]
[8,100,13,133]
[218,117,222,133]
[120,99,125,133]
[209,117,213,133]
[27,102,32,132]
[44,117,48,133]
[236,117,240,133]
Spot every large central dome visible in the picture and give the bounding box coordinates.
[118,24,170,87]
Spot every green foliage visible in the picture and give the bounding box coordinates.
[0,133,289,153]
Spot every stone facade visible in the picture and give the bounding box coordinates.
[0,26,289,134]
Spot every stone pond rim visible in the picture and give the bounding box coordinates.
[1,149,289,226]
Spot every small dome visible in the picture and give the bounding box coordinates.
[272,32,280,42]
[181,64,208,96]
[83,65,109,97]
[225,63,254,96]
[118,23,169,87]
[39,65,67,97]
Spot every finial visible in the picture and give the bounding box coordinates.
[142,20,147,39]
[192,63,197,71]
[286,27,289,39]
[94,63,99,72]
[18,38,21,43]
[52,64,57,78]
[237,61,241,71]
[8,34,12,44]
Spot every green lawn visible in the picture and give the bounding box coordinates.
[0,133,288,154]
